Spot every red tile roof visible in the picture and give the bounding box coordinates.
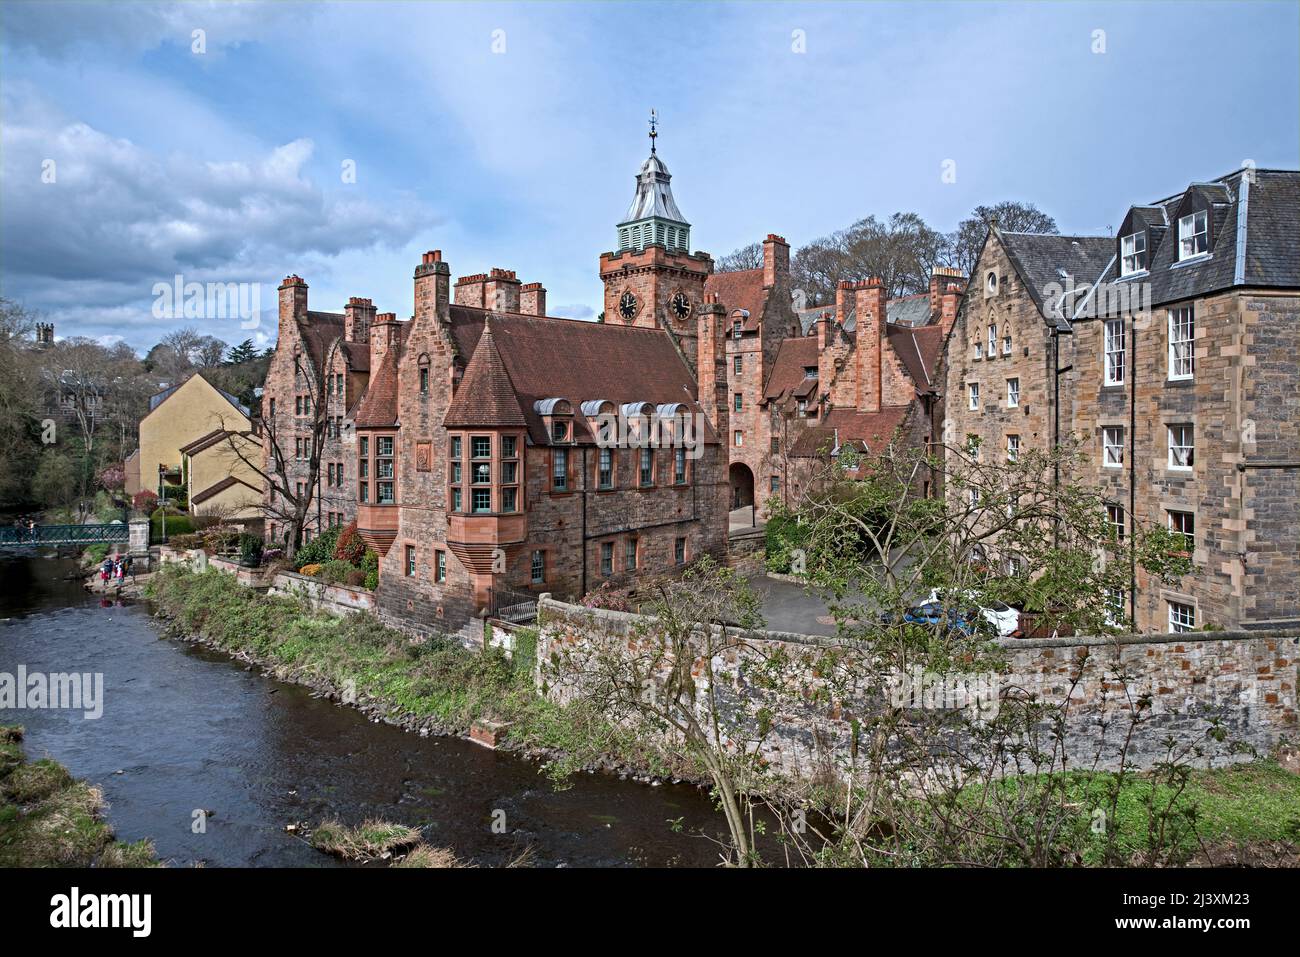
[790,406,911,458]
[763,335,820,403]
[704,269,768,330]
[352,348,399,428]
[444,320,527,428]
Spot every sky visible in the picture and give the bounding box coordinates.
[1,0,1297,352]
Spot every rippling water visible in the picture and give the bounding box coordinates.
[0,554,737,867]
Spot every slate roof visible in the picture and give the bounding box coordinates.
[997,232,1115,326]
[790,406,911,458]
[887,324,944,392]
[886,294,932,327]
[1079,168,1300,314]
[796,304,835,336]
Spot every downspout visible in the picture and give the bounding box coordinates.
[1129,317,1138,628]
[581,447,588,598]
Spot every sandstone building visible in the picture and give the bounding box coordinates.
[944,167,1300,633]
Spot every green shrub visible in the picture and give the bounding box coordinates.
[320,559,355,585]
[764,504,811,574]
[364,569,379,591]
[238,532,263,566]
[362,550,379,573]
[152,510,195,538]
[85,542,110,564]
[294,526,342,570]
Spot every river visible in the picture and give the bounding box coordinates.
[0,554,740,867]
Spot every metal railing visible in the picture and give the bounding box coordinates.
[0,523,130,547]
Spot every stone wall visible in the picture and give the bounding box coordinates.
[536,595,1298,780]
[268,570,376,615]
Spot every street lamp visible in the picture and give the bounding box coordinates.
[157,463,168,543]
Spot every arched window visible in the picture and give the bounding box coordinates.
[417,354,430,395]
[986,271,998,294]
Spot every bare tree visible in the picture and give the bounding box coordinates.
[946,201,1059,278]
[715,242,764,273]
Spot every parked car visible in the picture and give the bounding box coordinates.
[924,589,1021,638]
[881,601,984,637]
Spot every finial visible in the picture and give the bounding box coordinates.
[648,108,658,154]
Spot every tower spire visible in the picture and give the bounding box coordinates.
[648,108,658,154]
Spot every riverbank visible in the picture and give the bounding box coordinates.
[0,726,158,867]
[143,564,703,788]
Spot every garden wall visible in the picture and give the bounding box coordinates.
[535,596,1299,779]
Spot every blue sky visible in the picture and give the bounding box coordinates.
[2,0,1296,350]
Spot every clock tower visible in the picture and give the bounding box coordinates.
[599,112,713,371]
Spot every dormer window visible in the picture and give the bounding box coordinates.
[551,419,569,443]
[1178,210,1208,260]
[1120,231,1147,276]
[803,366,818,380]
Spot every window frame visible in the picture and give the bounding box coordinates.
[1168,307,1195,380]
[1006,377,1020,408]
[1104,318,1126,386]
[1103,426,1125,468]
[1167,424,1194,471]
[1168,600,1196,633]
[1120,230,1147,276]
[1177,209,1208,261]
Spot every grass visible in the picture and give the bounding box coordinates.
[0,726,159,868]
[144,565,700,784]
[392,844,469,868]
[309,818,423,860]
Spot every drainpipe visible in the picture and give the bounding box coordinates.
[1129,317,1138,628]
[1051,326,1073,547]
[580,446,588,598]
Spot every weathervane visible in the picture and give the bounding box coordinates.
[649,108,658,154]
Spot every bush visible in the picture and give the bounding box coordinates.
[764,505,812,574]
[85,543,110,564]
[299,563,323,577]
[152,510,195,538]
[334,522,365,564]
[362,550,379,573]
[293,526,342,570]
[132,489,158,512]
[168,532,203,550]
[345,569,366,588]
[580,580,633,612]
[364,569,379,591]
[238,533,263,566]
[319,559,354,585]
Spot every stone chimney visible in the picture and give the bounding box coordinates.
[939,281,963,339]
[835,279,854,329]
[454,273,487,308]
[484,268,521,314]
[928,267,966,321]
[414,250,451,326]
[695,293,729,439]
[854,279,887,414]
[369,312,401,364]
[278,275,308,341]
[519,282,547,317]
[762,234,790,289]
[344,297,377,343]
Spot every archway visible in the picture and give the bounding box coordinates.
[729,462,755,510]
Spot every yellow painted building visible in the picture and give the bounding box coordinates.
[125,373,257,503]
[182,429,263,521]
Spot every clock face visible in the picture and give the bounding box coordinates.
[670,291,692,321]
[619,290,638,321]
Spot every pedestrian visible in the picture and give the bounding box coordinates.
[121,554,134,582]
[100,557,113,583]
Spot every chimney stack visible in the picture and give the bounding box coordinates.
[369,312,400,364]
[454,273,487,309]
[484,268,521,314]
[928,267,966,321]
[762,234,790,289]
[344,297,377,343]
[415,250,451,326]
[695,293,729,438]
[939,282,963,339]
[278,275,308,341]
[854,279,887,414]
[520,282,547,317]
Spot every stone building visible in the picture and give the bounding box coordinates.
[944,167,1300,633]
[760,268,966,506]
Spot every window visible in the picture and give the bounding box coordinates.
[600,542,614,577]
[1006,378,1020,407]
[966,435,981,462]
[625,538,638,571]
[1006,434,1020,462]
[1103,426,1125,468]
[733,393,743,412]
[551,419,569,443]
[376,435,394,502]
[1168,424,1194,470]
[269,398,275,418]
[434,550,447,583]
[472,488,492,513]
[405,545,416,577]
[968,383,980,410]
[804,366,818,380]
[327,463,335,486]
[1104,319,1125,385]
[598,448,613,489]
[360,436,369,457]
[530,550,544,585]
[419,366,429,395]
[987,324,997,356]
[674,537,686,565]
[770,475,780,493]
[500,434,519,513]
[552,449,568,490]
[501,435,516,458]
[986,271,997,294]
[1107,504,1126,540]
[1002,332,1012,355]
[472,436,491,459]
[1177,209,1208,260]
[1168,510,1195,551]
[733,356,742,375]
[974,341,983,360]
[359,482,368,503]
[449,436,461,459]
[1168,307,1194,379]
[732,319,742,338]
[639,448,654,486]
[674,447,687,485]
[968,488,980,507]
[501,487,517,513]
[450,487,461,511]
[1106,587,1127,626]
[770,437,780,454]
[734,430,744,447]
[1120,231,1147,275]
[1168,601,1196,633]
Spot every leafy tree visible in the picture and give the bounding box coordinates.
[32,451,78,509]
